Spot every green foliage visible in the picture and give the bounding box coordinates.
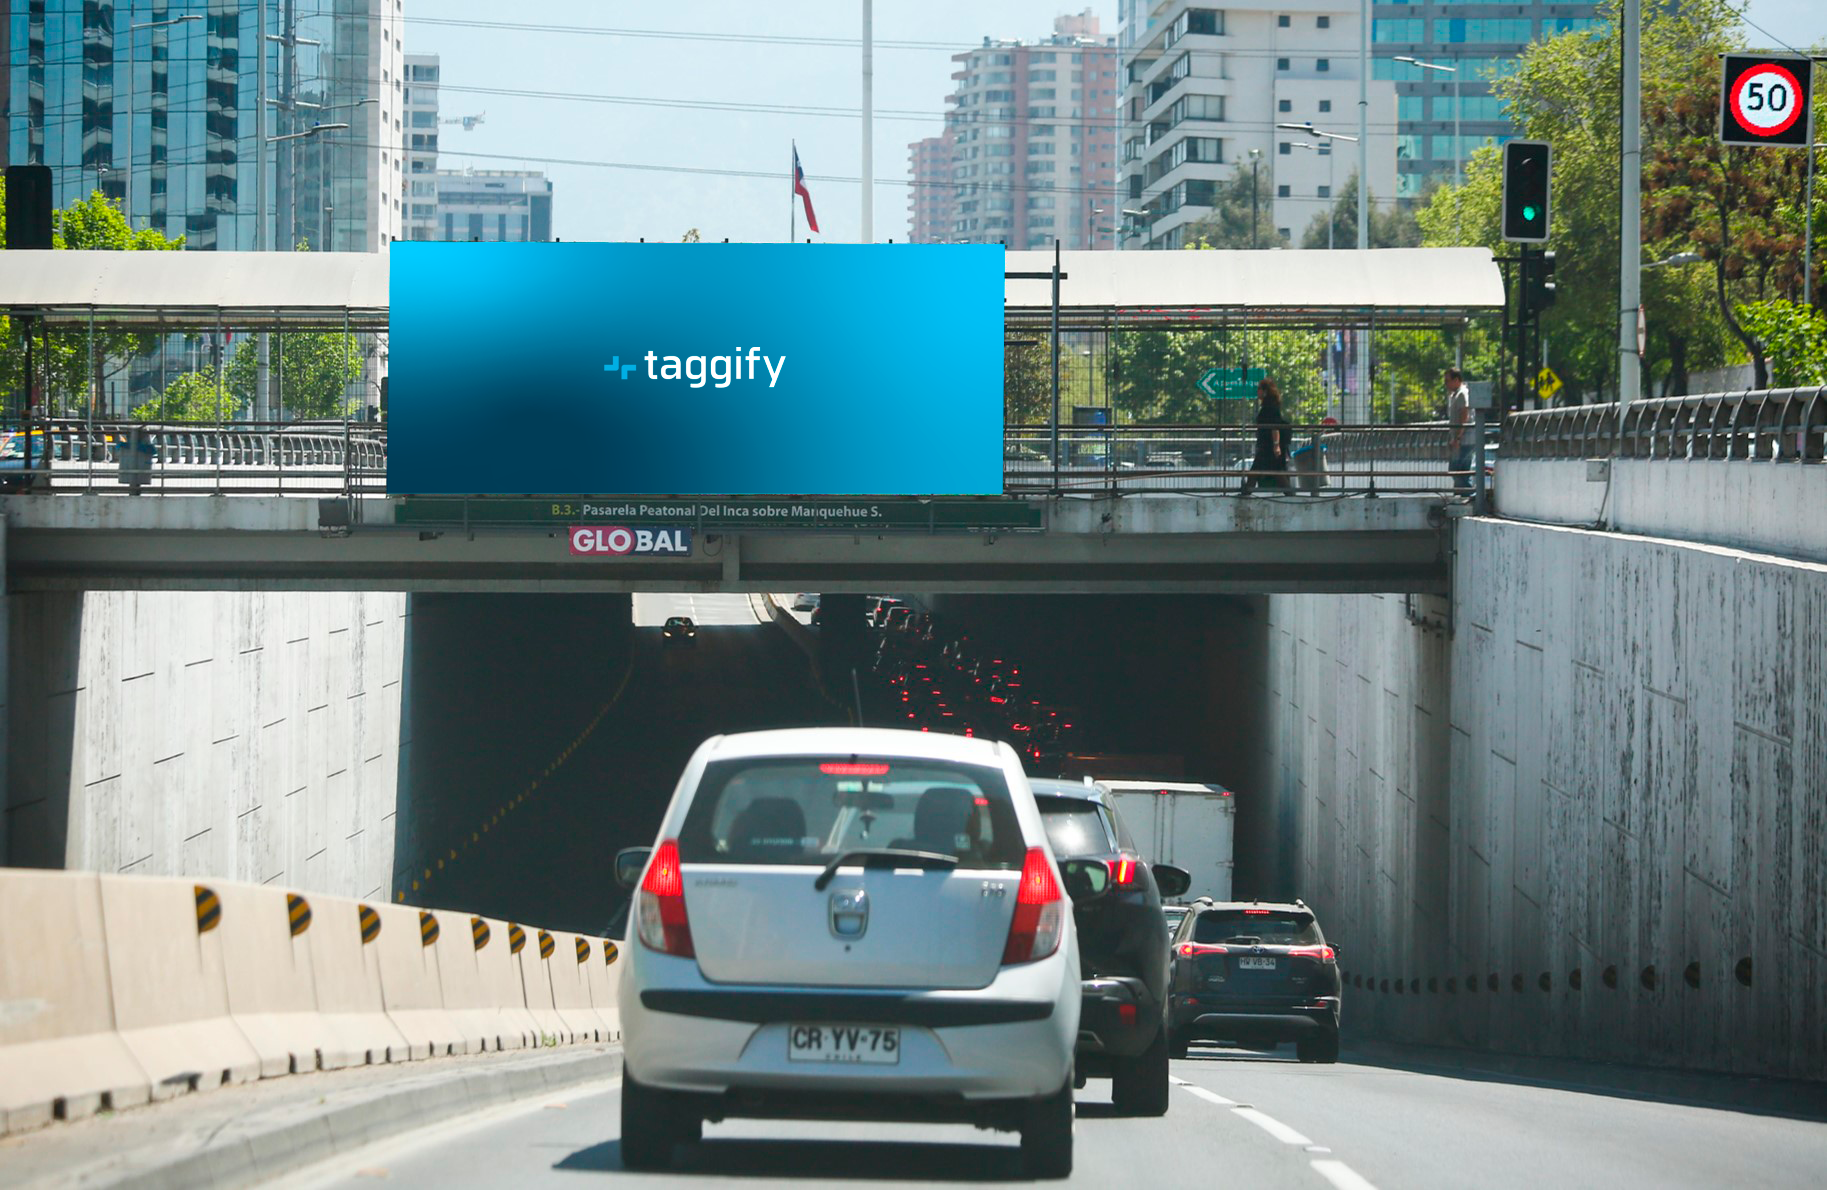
[130,369,242,422]
[224,332,363,421]
[1735,300,1827,387]
[1108,328,1333,424]
[1299,172,1422,251]
[1178,159,1288,250]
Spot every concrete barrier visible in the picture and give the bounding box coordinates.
[424,908,497,1053]
[304,896,411,1067]
[547,931,610,1042]
[586,936,624,1043]
[369,903,462,1058]
[0,871,151,1130]
[98,875,262,1099]
[513,926,575,1044]
[470,915,538,1051]
[217,884,337,1077]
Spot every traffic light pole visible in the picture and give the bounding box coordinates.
[1618,0,1642,412]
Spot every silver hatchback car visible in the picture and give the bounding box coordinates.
[615,727,1081,1177]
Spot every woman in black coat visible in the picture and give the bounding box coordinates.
[1241,377,1290,494]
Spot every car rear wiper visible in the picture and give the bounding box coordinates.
[814,848,958,891]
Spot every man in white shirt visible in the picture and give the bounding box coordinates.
[1445,367,1472,495]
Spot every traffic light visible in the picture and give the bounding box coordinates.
[1501,140,1551,243]
[1521,250,1557,317]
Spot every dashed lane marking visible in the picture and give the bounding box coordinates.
[1184,1085,1238,1107]
[1311,1158,1380,1190]
[1233,1106,1313,1146]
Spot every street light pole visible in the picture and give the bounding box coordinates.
[861,0,874,243]
[1357,0,1368,250]
[124,14,201,230]
[1619,0,1642,412]
[1250,148,1261,249]
[1395,56,1461,240]
[1277,122,1359,244]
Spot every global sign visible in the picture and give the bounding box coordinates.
[568,526,693,556]
[1719,55,1814,147]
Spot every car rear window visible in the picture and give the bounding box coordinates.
[1192,910,1322,945]
[678,757,1026,869]
[1033,795,1115,858]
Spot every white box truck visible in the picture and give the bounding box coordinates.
[1094,780,1235,903]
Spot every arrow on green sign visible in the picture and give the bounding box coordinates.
[1198,366,1265,400]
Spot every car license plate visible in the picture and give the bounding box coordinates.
[1239,957,1277,971]
[787,1024,901,1065]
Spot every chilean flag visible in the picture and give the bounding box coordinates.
[793,146,820,235]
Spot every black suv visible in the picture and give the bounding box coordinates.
[1031,778,1191,1115]
[1166,898,1341,1063]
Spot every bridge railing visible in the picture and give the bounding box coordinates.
[10,420,1469,497]
[1502,387,1827,462]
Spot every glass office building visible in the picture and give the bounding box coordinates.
[5,0,402,251]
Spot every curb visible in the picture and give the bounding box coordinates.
[68,1046,623,1190]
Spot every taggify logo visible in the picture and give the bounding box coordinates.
[603,348,787,390]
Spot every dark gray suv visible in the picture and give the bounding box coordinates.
[1166,898,1341,1063]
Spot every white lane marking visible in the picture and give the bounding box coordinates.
[1311,1158,1380,1190]
[1183,1084,1237,1107]
[1232,1106,1313,1146]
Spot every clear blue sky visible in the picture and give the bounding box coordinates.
[404,2,1825,246]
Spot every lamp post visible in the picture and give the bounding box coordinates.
[1393,55,1460,240]
[1277,123,1359,241]
[1289,142,1339,249]
[123,13,201,229]
[1249,148,1262,249]
[254,122,344,420]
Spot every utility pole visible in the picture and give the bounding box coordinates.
[1250,149,1261,248]
[1618,0,1642,412]
[256,0,270,423]
[861,0,874,244]
[1357,0,1368,250]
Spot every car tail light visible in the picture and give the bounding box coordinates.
[819,762,891,776]
[1288,945,1337,964]
[1243,908,1271,915]
[1002,847,1065,965]
[1109,857,1138,886]
[636,839,694,957]
[1178,942,1230,957]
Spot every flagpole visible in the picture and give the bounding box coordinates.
[791,141,797,243]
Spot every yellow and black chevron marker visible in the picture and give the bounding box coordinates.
[359,903,382,943]
[575,936,590,964]
[194,885,221,934]
[419,911,441,947]
[286,893,312,937]
[538,930,555,959]
[508,923,526,954]
[603,940,619,966]
[471,916,491,950]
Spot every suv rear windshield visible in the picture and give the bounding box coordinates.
[1033,795,1115,858]
[1192,910,1322,945]
[678,757,1026,869]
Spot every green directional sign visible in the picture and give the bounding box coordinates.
[1198,366,1265,400]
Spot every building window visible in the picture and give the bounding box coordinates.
[1317,59,1330,72]
[1277,58,1290,71]
[1277,15,1290,28]
[1279,99,1292,112]
[1318,185,1330,199]
[1278,228,1290,239]
[1279,142,1292,155]
[1317,16,1330,29]
[1319,99,1332,113]
[1277,185,1290,197]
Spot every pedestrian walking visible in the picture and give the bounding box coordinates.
[1445,367,1473,495]
[1240,378,1291,494]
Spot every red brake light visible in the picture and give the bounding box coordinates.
[1002,847,1065,965]
[1110,857,1137,886]
[1288,945,1337,964]
[1243,908,1271,915]
[1178,942,1229,957]
[819,762,891,776]
[637,839,694,957]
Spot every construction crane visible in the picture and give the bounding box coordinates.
[440,111,485,132]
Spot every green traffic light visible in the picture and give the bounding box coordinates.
[1522,205,1537,222]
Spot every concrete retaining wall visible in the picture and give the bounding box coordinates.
[5,589,406,901]
[1264,518,1827,1080]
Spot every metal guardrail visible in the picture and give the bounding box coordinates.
[1503,387,1827,462]
[7,420,1468,498]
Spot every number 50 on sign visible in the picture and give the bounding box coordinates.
[1719,55,1814,148]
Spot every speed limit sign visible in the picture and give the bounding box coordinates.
[1719,55,1813,147]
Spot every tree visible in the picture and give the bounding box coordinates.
[130,369,243,423]
[1178,159,1287,250]
[1300,172,1422,250]
[681,228,703,243]
[1,186,184,416]
[1735,299,1827,387]
[224,331,362,421]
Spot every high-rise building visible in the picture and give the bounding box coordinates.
[1372,6,1601,200]
[434,168,552,243]
[4,0,402,252]
[906,9,1122,250]
[1120,2,1399,250]
[403,51,441,240]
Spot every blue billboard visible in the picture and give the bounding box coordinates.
[388,243,1005,496]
